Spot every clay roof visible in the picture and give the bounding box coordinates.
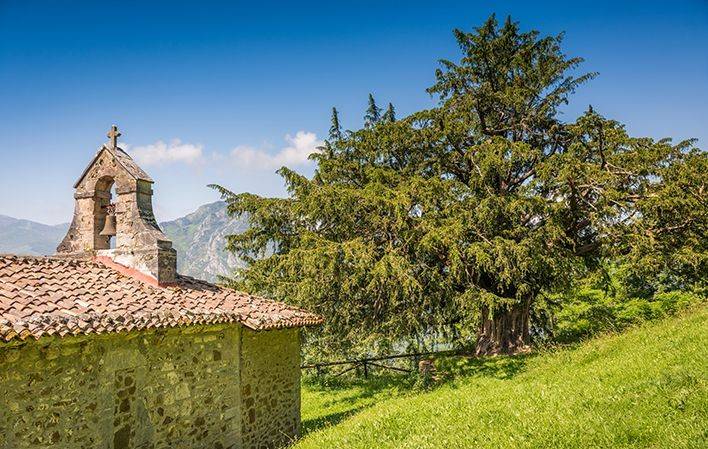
[74,146,153,188]
[0,255,323,342]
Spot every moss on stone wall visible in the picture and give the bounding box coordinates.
[0,325,242,448]
[240,328,301,449]
[0,325,302,449]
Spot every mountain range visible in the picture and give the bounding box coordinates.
[160,201,249,282]
[0,215,69,256]
[0,201,246,282]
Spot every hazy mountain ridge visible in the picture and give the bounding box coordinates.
[0,215,69,256]
[0,202,247,282]
[160,201,249,282]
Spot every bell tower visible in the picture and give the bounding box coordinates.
[57,125,177,285]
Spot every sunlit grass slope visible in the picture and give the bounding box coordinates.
[298,307,707,449]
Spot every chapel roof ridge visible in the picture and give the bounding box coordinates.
[0,253,323,342]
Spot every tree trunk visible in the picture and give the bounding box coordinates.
[475,300,531,356]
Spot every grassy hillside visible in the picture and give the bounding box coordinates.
[298,307,708,449]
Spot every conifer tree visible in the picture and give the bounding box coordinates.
[382,103,396,122]
[329,107,342,141]
[364,93,381,128]
[213,15,705,357]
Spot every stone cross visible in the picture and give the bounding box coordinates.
[107,125,121,149]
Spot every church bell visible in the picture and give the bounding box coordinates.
[100,204,117,237]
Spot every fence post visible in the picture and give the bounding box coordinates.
[363,361,369,378]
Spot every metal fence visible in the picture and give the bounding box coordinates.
[301,350,457,378]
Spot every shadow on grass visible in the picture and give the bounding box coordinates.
[301,373,415,437]
[301,406,368,435]
[435,352,536,384]
[300,352,536,437]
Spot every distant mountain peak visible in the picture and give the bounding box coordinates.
[160,201,249,282]
[0,202,249,282]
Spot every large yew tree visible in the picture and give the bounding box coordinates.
[214,16,705,356]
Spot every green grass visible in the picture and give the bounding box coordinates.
[300,373,413,435]
[298,307,708,448]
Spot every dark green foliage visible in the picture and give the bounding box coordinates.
[547,267,706,344]
[211,15,706,357]
[553,289,704,343]
[364,93,381,128]
[382,103,396,123]
[329,107,342,141]
[619,149,707,294]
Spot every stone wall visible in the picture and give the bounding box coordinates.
[240,328,301,449]
[0,325,242,449]
[0,325,304,449]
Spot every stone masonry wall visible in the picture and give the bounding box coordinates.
[240,328,301,449]
[57,147,177,284]
[0,325,242,449]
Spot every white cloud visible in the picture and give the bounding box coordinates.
[128,139,204,167]
[123,131,322,171]
[229,131,323,169]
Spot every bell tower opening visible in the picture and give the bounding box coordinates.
[108,183,118,249]
[95,176,117,250]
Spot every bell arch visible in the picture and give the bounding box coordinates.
[93,175,117,250]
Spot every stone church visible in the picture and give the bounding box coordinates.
[0,126,322,449]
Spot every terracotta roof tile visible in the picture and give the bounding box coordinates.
[0,255,322,342]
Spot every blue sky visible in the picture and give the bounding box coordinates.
[1,1,706,225]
